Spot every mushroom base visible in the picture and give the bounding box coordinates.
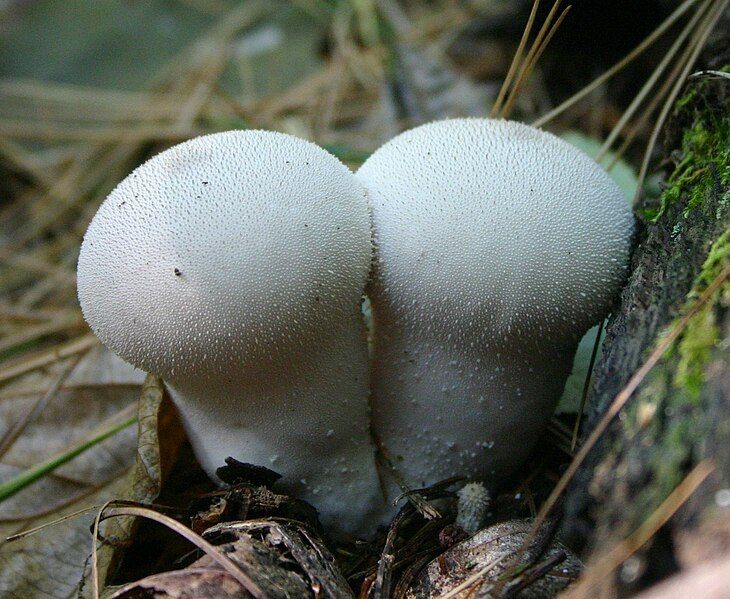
[370,333,575,505]
[165,324,388,537]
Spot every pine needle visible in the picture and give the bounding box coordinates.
[0,352,85,460]
[91,504,268,599]
[532,0,703,127]
[530,265,729,536]
[596,0,712,161]
[570,321,603,452]
[500,2,571,119]
[633,0,728,206]
[566,460,715,596]
[0,334,98,384]
[490,0,541,117]
[436,554,508,599]
[0,403,136,503]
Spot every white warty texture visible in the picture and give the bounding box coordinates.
[456,482,491,534]
[78,130,385,534]
[355,118,634,500]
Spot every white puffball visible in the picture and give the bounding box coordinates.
[356,118,633,495]
[78,130,384,535]
[78,130,371,380]
[357,118,633,345]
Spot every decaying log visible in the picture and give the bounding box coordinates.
[563,47,729,595]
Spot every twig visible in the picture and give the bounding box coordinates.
[604,40,690,171]
[689,69,730,79]
[0,469,129,529]
[6,505,107,544]
[372,509,408,598]
[377,444,442,520]
[4,499,182,543]
[492,512,562,597]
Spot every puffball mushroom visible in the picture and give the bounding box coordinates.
[77,130,384,534]
[355,118,633,494]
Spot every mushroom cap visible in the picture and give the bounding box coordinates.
[355,118,634,346]
[78,130,371,379]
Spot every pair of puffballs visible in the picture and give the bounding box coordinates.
[77,119,633,535]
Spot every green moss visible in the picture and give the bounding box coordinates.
[618,252,726,531]
[673,230,729,397]
[696,228,730,287]
[675,307,719,398]
[643,70,730,223]
[617,228,729,528]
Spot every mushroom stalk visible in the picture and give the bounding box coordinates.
[169,318,380,531]
[369,326,574,487]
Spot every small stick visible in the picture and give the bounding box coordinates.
[372,509,410,598]
[377,445,442,520]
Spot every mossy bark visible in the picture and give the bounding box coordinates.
[562,65,730,595]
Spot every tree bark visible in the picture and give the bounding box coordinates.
[562,44,730,596]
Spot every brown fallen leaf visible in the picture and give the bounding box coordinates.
[86,374,185,596]
[0,362,183,599]
[403,519,582,599]
[110,569,249,599]
[0,347,145,598]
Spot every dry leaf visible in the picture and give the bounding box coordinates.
[0,348,142,598]
[404,519,582,598]
[109,519,354,599]
[88,374,185,597]
[0,351,182,599]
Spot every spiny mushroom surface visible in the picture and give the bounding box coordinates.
[78,130,384,534]
[355,118,634,496]
[456,482,491,535]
